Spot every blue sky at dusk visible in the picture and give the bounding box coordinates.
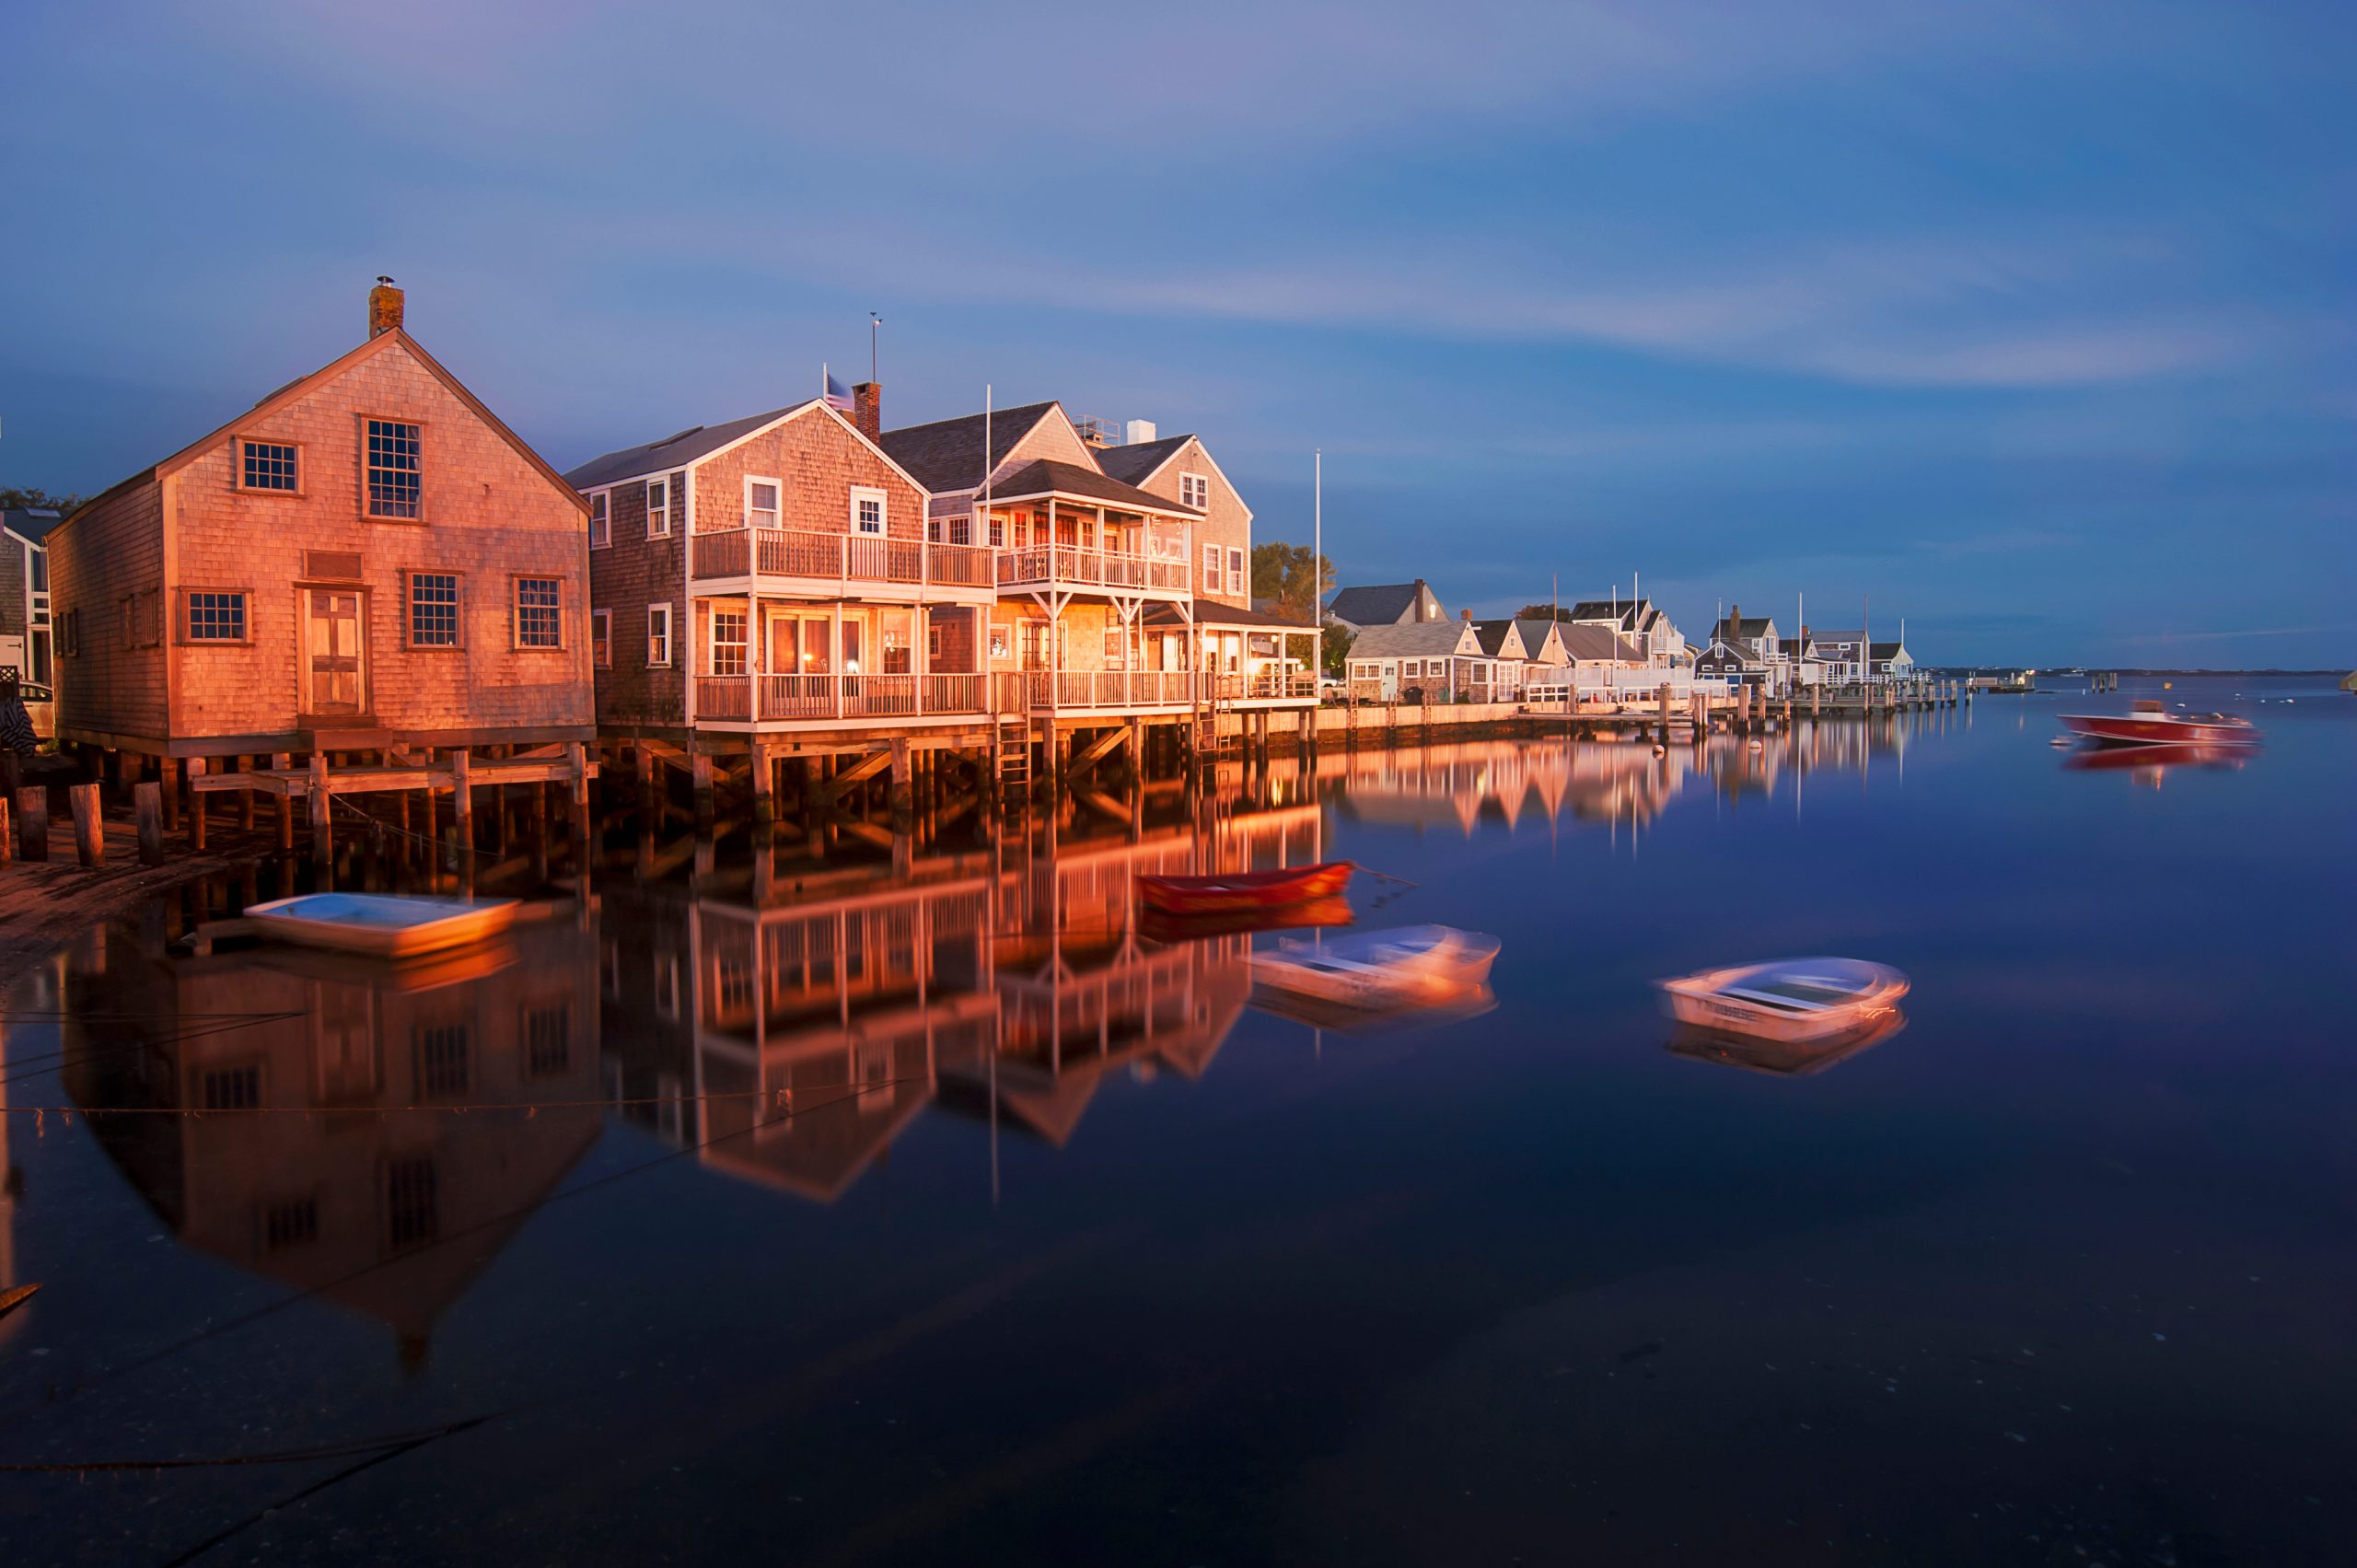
[3,1,2351,665]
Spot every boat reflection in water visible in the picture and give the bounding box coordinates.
[60,919,603,1369]
[2062,741,2250,787]
[1665,1010,1908,1078]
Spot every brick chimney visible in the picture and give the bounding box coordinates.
[853,382,880,443]
[368,275,404,338]
[1726,602,1740,647]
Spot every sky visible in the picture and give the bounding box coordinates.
[2,0,2351,667]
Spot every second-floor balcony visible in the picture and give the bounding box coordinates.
[994,546,1192,598]
[691,527,996,596]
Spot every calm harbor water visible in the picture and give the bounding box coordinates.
[3,676,2351,1565]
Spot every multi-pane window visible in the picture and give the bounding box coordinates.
[525,1004,571,1077]
[365,419,422,518]
[515,576,562,648]
[852,488,886,535]
[1202,543,1220,594]
[710,610,748,676]
[588,492,610,548]
[416,1023,470,1098]
[1179,471,1209,509]
[748,479,780,530]
[1228,547,1244,589]
[646,604,672,667]
[185,590,247,643]
[591,608,612,668]
[408,572,460,646]
[986,516,1004,547]
[646,477,671,537]
[242,440,299,493]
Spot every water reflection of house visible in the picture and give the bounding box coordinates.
[1330,740,1689,835]
[601,803,1317,1194]
[64,921,603,1366]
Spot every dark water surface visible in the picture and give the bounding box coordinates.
[4,677,2351,1565]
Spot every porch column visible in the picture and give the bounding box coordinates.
[915,603,929,715]
[831,603,844,719]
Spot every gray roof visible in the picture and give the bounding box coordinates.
[1328,581,1435,627]
[1566,597,1655,632]
[878,401,1060,494]
[1347,621,1475,658]
[1811,628,1864,645]
[563,403,809,491]
[1090,434,1191,487]
[1559,623,1645,662]
[2,507,63,544]
[985,458,1200,515]
[1513,618,1563,656]
[1711,616,1776,641]
[1144,598,1315,632]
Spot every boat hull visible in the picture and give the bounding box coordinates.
[2058,714,2258,748]
[243,893,522,958]
[1136,861,1353,917]
[1656,958,1909,1044]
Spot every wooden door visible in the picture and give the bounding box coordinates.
[305,589,366,716]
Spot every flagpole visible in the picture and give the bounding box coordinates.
[1312,447,1322,680]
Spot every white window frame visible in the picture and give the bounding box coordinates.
[1179,471,1209,509]
[646,603,673,668]
[745,475,781,531]
[1202,543,1220,594]
[646,478,671,539]
[850,485,888,537]
[709,606,749,677]
[587,491,610,549]
[591,608,612,668]
[985,515,1004,548]
[1227,546,1244,589]
[513,575,564,650]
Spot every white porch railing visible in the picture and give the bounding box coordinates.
[995,547,1190,594]
[689,527,993,589]
[699,670,990,722]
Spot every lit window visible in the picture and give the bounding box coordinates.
[852,487,886,535]
[646,604,673,667]
[986,515,1004,547]
[591,608,612,668]
[711,609,748,676]
[748,478,780,530]
[409,572,460,647]
[1179,472,1209,509]
[185,590,247,643]
[516,576,562,648]
[646,478,670,537]
[242,440,299,493]
[366,420,422,518]
[587,492,610,548]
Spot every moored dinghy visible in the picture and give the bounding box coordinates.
[1252,923,1501,1011]
[1655,957,1908,1043]
[1137,861,1353,917]
[242,892,523,958]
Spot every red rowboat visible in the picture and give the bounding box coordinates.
[2058,699,2258,749]
[1136,861,1353,917]
[1139,895,1354,943]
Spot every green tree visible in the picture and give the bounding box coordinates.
[1515,603,1578,621]
[1321,622,1353,676]
[1250,542,1337,622]
[0,486,86,513]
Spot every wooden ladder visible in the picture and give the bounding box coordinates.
[994,714,1031,796]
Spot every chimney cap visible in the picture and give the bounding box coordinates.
[377,273,395,285]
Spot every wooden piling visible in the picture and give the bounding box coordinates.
[70,782,103,868]
[0,796,9,864]
[691,749,715,832]
[566,741,592,843]
[186,758,207,851]
[15,786,47,862]
[450,748,473,847]
[309,752,332,867]
[157,755,180,833]
[135,782,165,865]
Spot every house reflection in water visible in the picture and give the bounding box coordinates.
[63,920,604,1369]
[600,801,1315,1196]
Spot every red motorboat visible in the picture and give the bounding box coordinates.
[2057,699,2259,749]
[1136,861,1353,917]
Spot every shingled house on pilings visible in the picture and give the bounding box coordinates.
[43,279,596,854]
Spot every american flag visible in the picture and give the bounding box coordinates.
[823,367,853,411]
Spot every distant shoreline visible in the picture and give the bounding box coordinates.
[1924,668,2344,679]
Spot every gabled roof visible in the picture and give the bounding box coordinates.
[1090,434,1192,487]
[563,404,804,491]
[57,327,586,534]
[1559,623,1646,662]
[1468,618,1524,658]
[1870,640,1909,659]
[1566,597,1655,633]
[1710,616,1777,642]
[1812,628,1865,645]
[1328,581,1437,626]
[984,458,1201,515]
[1347,621,1477,658]
[3,507,63,545]
[1514,618,1566,656]
[878,401,1062,494]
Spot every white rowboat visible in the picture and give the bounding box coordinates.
[1253,924,1501,1010]
[242,893,522,958]
[1655,957,1909,1043]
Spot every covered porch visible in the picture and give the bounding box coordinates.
[691,597,990,727]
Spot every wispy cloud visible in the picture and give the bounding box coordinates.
[2108,623,2357,645]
